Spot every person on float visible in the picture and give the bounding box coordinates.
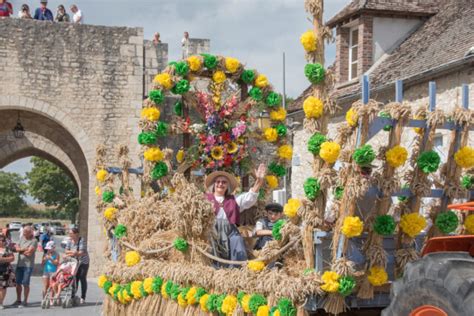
[205,163,266,266]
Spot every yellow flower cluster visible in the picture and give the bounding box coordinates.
[319,141,340,164]
[221,295,238,316]
[278,145,293,160]
[104,207,117,221]
[109,283,118,296]
[225,57,240,73]
[241,294,251,313]
[117,287,132,304]
[125,251,141,267]
[98,275,107,288]
[341,216,364,238]
[213,70,227,83]
[187,56,202,71]
[367,266,388,286]
[385,145,408,168]
[263,128,278,142]
[200,294,210,312]
[143,277,154,294]
[247,260,266,272]
[178,292,187,307]
[303,96,324,119]
[346,107,358,127]
[454,146,474,169]
[321,271,340,293]
[255,74,268,88]
[464,214,474,234]
[153,73,173,89]
[266,175,279,189]
[176,149,185,163]
[400,213,426,237]
[131,281,143,299]
[96,169,108,182]
[211,146,224,160]
[186,287,197,305]
[257,305,270,316]
[141,107,161,121]
[144,147,164,162]
[284,198,301,218]
[300,30,317,52]
[270,107,287,121]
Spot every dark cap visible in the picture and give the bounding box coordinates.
[265,203,283,213]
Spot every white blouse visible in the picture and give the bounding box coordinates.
[215,191,258,220]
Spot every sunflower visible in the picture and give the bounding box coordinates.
[227,142,238,154]
[211,146,224,160]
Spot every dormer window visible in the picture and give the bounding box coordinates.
[348,27,359,80]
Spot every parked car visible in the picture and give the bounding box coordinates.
[61,236,71,249]
[50,222,65,235]
[9,221,22,231]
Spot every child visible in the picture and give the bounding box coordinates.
[50,261,74,304]
[41,241,59,299]
[254,203,284,250]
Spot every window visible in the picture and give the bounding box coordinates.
[348,27,359,80]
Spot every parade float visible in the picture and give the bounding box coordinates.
[94,1,474,315]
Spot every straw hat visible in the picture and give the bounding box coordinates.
[205,171,239,193]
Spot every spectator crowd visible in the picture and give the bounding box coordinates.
[0,0,83,23]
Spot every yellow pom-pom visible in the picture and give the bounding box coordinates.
[303,96,324,119]
[176,149,185,163]
[274,310,281,316]
[241,294,251,313]
[385,145,408,168]
[95,186,101,196]
[178,292,188,307]
[400,213,426,238]
[322,271,340,284]
[187,55,202,71]
[221,295,238,316]
[225,57,240,73]
[266,175,279,189]
[464,214,474,234]
[367,266,388,286]
[319,141,341,164]
[153,73,173,90]
[257,305,270,316]
[104,207,117,221]
[98,275,107,288]
[131,281,143,299]
[108,283,118,296]
[161,282,169,299]
[321,281,340,293]
[270,107,287,121]
[144,147,164,162]
[143,277,154,295]
[341,216,364,238]
[213,70,227,83]
[300,30,317,52]
[247,260,266,272]
[141,107,161,121]
[278,145,293,160]
[200,294,210,312]
[454,146,474,169]
[255,74,268,88]
[346,107,358,127]
[125,251,141,267]
[96,169,108,182]
[263,128,278,142]
[284,198,301,218]
[186,287,198,305]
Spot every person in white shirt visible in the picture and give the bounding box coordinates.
[181,31,190,58]
[18,4,32,19]
[70,4,83,24]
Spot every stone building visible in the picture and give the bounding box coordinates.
[290,0,474,199]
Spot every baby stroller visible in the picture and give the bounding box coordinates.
[41,257,80,309]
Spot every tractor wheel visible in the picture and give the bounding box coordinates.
[382,252,474,316]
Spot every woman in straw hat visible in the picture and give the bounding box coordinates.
[205,163,266,266]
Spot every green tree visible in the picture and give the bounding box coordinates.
[27,157,79,223]
[0,171,27,215]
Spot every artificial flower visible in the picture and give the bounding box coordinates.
[213,70,227,83]
[96,169,108,182]
[266,175,279,189]
[248,260,266,272]
[249,294,267,314]
[304,177,320,201]
[346,107,358,127]
[149,89,164,104]
[178,292,188,307]
[353,144,376,166]
[131,281,143,299]
[277,298,296,316]
[263,128,278,142]
[255,74,268,88]
[367,266,388,286]
[400,213,426,237]
[95,186,101,196]
[373,215,396,236]
[98,275,107,288]
[435,211,459,234]
[338,276,356,297]
[104,207,117,221]
[144,147,164,162]
[186,287,198,305]
[125,251,141,267]
[200,294,210,312]
[143,278,154,295]
[266,92,282,107]
[161,282,169,299]
[171,79,190,94]
[278,145,293,160]
[269,162,286,176]
[379,111,393,131]
[155,121,169,137]
[454,146,474,169]
[303,96,323,119]
[211,146,224,160]
[461,175,474,189]
[102,190,115,203]
[284,198,301,218]
[307,132,327,155]
[272,219,286,240]
[385,145,408,168]
[221,295,238,316]
[319,141,340,164]
[270,107,287,121]
[187,55,202,71]
[175,61,189,76]
[249,87,263,101]
[141,107,161,121]
[413,115,424,134]
[151,161,168,180]
[341,216,364,238]
[321,271,340,293]
[257,305,270,316]
[225,57,240,73]
[417,150,441,173]
[276,124,287,137]
[138,132,157,145]
[304,63,325,84]
[153,73,173,89]
[226,142,238,154]
[465,214,474,234]
[176,149,185,163]
[202,53,218,69]
[241,294,251,313]
[173,237,188,252]
[300,30,317,52]
[241,70,256,84]
[108,283,118,297]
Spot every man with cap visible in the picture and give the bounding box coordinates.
[254,202,284,250]
[34,0,53,21]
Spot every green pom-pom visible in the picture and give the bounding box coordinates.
[266,92,282,107]
[417,150,441,174]
[303,268,315,275]
[304,177,320,201]
[237,291,246,304]
[194,287,207,302]
[435,211,459,234]
[373,215,396,236]
[171,79,190,95]
[277,297,296,316]
[173,237,188,252]
[155,121,169,137]
[138,132,157,145]
[334,186,344,200]
[379,111,393,131]
[114,224,127,238]
[125,283,133,297]
[216,294,226,314]
[206,293,219,312]
[276,124,287,137]
[175,61,189,77]
[149,89,164,104]
[270,307,279,316]
[269,162,286,177]
[249,87,263,101]
[139,283,148,297]
[307,133,327,155]
[353,144,376,166]
[152,277,163,294]
[181,287,191,299]
[202,54,218,69]
[272,219,286,241]
[164,281,174,297]
[174,101,183,116]
[398,184,410,202]
[151,161,168,180]
[258,188,266,201]
[338,276,356,297]
[461,175,474,189]
[113,285,122,300]
[241,69,255,84]
[103,280,113,294]
[102,190,115,203]
[170,284,181,301]
[304,63,325,84]
[249,294,267,314]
